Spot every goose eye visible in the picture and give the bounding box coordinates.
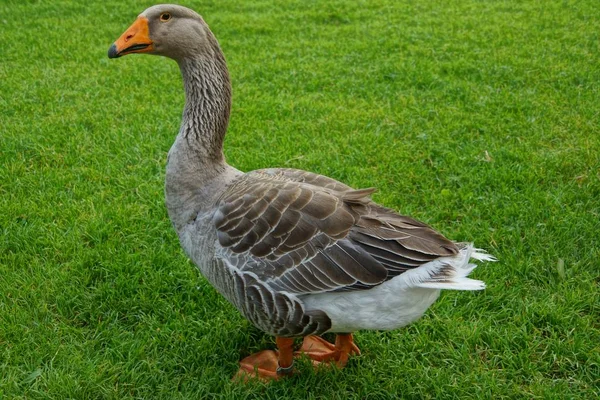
[160,13,171,22]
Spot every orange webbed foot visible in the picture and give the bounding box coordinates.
[234,350,281,382]
[297,334,360,368]
[233,337,295,383]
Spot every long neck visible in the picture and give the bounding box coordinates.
[178,47,231,166]
[165,42,238,229]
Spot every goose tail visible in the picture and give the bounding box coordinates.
[412,243,496,291]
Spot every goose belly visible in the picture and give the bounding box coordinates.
[302,275,441,333]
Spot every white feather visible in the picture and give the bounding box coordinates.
[302,243,494,332]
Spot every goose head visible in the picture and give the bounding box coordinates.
[108,4,216,61]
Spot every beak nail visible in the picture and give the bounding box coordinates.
[108,43,119,59]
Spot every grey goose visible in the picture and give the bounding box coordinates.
[108,4,495,381]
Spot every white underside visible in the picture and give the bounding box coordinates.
[302,243,494,332]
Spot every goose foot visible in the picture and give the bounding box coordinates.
[297,333,360,368]
[233,337,295,382]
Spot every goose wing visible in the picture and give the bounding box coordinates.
[213,169,458,295]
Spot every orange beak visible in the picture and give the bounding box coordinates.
[108,17,154,58]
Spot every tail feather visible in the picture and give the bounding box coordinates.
[410,243,495,291]
[471,249,497,262]
[418,278,486,291]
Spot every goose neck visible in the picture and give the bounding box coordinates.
[178,53,231,164]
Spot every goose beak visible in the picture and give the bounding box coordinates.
[108,17,154,58]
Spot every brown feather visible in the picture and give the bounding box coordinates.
[215,168,458,296]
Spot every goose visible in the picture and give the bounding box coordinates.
[108,4,495,381]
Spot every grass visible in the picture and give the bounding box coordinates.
[1,0,599,398]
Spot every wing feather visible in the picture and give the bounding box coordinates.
[214,169,459,297]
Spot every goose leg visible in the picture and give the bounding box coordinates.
[234,337,295,382]
[297,333,360,368]
[334,333,361,367]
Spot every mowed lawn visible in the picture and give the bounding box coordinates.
[1,0,599,398]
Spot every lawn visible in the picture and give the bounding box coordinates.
[1,0,599,398]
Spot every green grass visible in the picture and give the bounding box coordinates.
[1,0,599,398]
